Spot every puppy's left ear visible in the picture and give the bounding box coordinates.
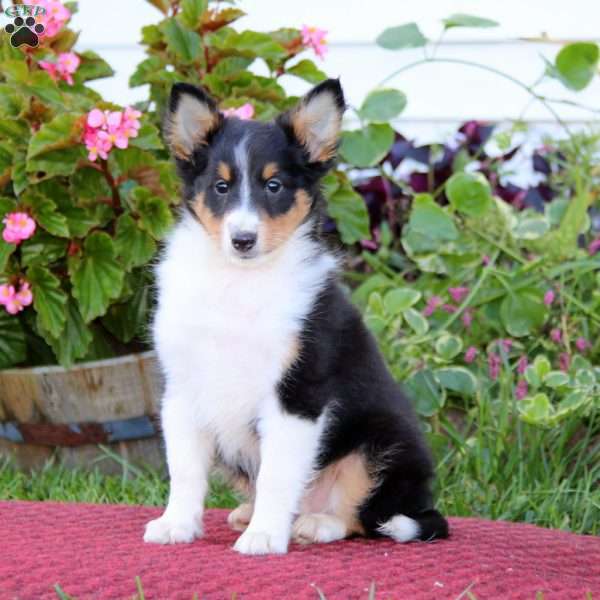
[278,78,345,163]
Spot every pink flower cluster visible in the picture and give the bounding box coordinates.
[222,104,254,120]
[589,237,600,255]
[39,52,80,86]
[84,107,142,162]
[2,212,36,245]
[301,25,328,59]
[0,282,33,315]
[32,0,71,38]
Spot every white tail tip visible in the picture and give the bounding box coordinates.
[378,514,420,543]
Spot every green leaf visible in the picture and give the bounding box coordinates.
[533,355,552,380]
[512,214,550,240]
[407,194,458,242]
[129,122,163,150]
[405,370,445,417]
[446,172,492,217]
[339,124,395,167]
[544,370,569,388]
[435,366,477,396]
[554,42,599,91]
[27,113,84,160]
[20,231,67,268]
[0,239,15,272]
[403,307,429,336]
[442,14,499,29]
[211,30,287,61]
[519,393,552,425]
[75,50,114,82]
[376,23,427,50]
[69,232,125,322]
[384,288,421,314]
[0,310,26,368]
[359,89,407,123]
[326,187,370,244]
[102,280,149,344]
[132,188,174,240]
[21,193,69,238]
[435,333,463,360]
[500,289,548,337]
[162,17,201,62]
[27,265,67,338]
[179,0,208,29]
[27,146,86,179]
[114,214,156,269]
[286,59,327,84]
[46,299,93,367]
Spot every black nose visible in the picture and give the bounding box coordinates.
[231,231,257,253]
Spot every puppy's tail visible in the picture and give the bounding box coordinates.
[378,509,449,543]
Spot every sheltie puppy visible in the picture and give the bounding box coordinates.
[144,79,449,555]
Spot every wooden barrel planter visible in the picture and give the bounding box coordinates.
[0,352,165,475]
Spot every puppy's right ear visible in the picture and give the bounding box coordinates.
[165,83,221,160]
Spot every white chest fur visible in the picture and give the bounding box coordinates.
[153,215,336,472]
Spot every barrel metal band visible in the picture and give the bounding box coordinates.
[0,415,160,447]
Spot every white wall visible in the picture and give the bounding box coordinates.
[71,0,600,140]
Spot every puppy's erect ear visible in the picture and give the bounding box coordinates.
[279,78,345,163]
[165,83,221,160]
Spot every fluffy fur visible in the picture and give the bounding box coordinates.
[144,79,449,555]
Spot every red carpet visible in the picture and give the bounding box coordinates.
[0,501,598,599]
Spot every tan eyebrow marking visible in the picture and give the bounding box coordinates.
[217,161,232,181]
[262,162,279,180]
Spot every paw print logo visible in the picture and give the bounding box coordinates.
[4,16,45,48]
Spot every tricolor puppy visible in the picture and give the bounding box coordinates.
[144,79,449,555]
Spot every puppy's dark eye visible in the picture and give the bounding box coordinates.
[215,180,229,194]
[266,178,282,194]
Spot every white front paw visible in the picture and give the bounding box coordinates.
[233,529,289,555]
[144,514,202,544]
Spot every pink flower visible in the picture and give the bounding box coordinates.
[422,295,443,317]
[488,353,501,380]
[39,60,58,80]
[122,106,142,137]
[2,212,36,245]
[482,255,491,266]
[464,346,478,363]
[543,289,555,307]
[15,282,33,307]
[84,107,142,161]
[87,109,106,129]
[515,379,528,400]
[39,52,80,86]
[222,103,255,120]
[449,286,469,303]
[0,281,33,315]
[517,355,528,375]
[84,129,111,161]
[0,284,16,307]
[462,309,474,329]
[32,0,71,38]
[589,238,600,256]
[559,352,570,372]
[499,338,513,353]
[550,328,562,343]
[301,25,328,59]
[575,337,590,352]
[441,303,457,314]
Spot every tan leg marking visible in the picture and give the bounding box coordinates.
[228,503,254,532]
